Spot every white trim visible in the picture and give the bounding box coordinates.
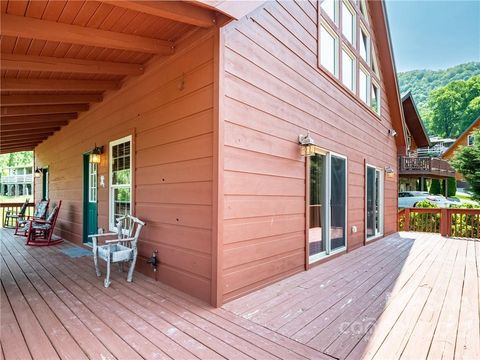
[320,20,339,78]
[341,0,356,47]
[365,163,384,242]
[108,135,132,232]
[371,80,381,115]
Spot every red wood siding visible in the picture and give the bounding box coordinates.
[34,29,216,302]
[220,1,398,303]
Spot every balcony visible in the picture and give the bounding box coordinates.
[0,174,33,184]
[398,156,455,178]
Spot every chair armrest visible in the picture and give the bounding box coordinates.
[105,237,135,244]
[32,219,48,224]
[88,233,118,238]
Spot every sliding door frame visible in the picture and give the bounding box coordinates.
[365,163,384,242]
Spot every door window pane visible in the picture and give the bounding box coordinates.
[367,166,383,239]
[342,50,355,92]
[330,156,346,251]
[309,154,327,258]
[320,25,338,77]
[89,163,97,203]
[342,2,355,45]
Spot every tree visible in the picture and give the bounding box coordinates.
[450,129,480,199]
[429,179,442,195]
[447,177,457,197]
[0,151,34,175]
[426,75,480,138]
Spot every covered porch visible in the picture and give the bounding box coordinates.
[2,228,479,360]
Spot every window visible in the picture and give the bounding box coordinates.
[341,1,355,46]
[371,81,380,114]
[359,67,369,104]
[468,134,475,146]
[109,135,132,231]
[342,49,355,92]
[360,0,369,21]
[321,0,338,24]
[360,28,370,63]
[89,163,97,203]
[320,23,338,77]
[371,47,380,76]
[366,165,383,240]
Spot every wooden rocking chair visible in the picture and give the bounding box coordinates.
[89,215,146,288]
[4,198,29,228]
[15,199,49,236]
[26,201,62,246]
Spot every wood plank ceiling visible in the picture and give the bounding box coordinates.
[0,0,222,154]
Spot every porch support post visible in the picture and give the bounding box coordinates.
[444,179,448,197]
[420,176,424,191]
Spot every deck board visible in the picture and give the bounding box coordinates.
[1,229,479,360]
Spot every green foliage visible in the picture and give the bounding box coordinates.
[447,177,457,197]
[427,75,480,137]
[398,62,480,136]
[450,129,480,199]
[429,179,442,195]
[0,151,34,176]
[415,200,439,208]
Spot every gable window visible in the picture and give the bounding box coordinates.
[341,1,355,46]
[371,81,380,114]
[360,0,369,22]
[342,48,356,92]
[359,67,369,104]
[468,134,475,146]
[360,28,370,63]
[321,0,338,24]
[109,135,132,231]
[320,23,339,77]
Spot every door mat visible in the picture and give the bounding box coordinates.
[61,247,92,258]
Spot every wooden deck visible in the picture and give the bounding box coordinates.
[1,230,479,359]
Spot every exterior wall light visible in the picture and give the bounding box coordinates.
[299,132,316,157]
[385,165,395,178]
[34,167,42,178]
[388,128,397,137]
[89,145,104,164]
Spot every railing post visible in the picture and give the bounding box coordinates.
[404,208,410,232]
[440,208,450,237]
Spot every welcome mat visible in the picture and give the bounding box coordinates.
[61,247,92,258]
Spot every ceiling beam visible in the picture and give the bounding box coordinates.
[1,14,174,55]
[103,1,215,28]
[1,138,46,145]
[1,146,36,154]
[1,122,69,132]
[1,78,119,91]
[1,104,89,117]
[1,94,102,106]
[1,53,144,76]
[1,131,56,139]
[1,126,61,136]
[0,113,78,125]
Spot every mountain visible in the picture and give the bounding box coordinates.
[397,62,480,112]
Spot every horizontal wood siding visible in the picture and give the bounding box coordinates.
[34,30,216,302]
[221,1,398,302]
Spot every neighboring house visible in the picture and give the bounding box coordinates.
[442,117,480,184]
[399,93,455,193]
[0,166,33,197]
[0,1,407,306]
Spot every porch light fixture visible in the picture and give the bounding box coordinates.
[299,132,316,157]
[89,145,104,164]
[384,165,395,178]
[388,128,397,137]
[34,167,42,178]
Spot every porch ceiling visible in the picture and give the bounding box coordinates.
[0,0,225,154]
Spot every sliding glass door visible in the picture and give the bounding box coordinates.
[366,165,384,240]
[309,152,347,263]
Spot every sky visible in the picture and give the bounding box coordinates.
[385,0,480,73]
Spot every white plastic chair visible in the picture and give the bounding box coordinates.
[89,215,146,287]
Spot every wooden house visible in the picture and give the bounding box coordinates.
[1,0,407,306]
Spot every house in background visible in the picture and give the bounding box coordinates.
[399,93,455,193]
[0,165,33,197]
[1,0,407,306]
[442,116,480,186]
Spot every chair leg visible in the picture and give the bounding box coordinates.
[93,250,101,277]
[104,260,111,288]
[127,250,137,283]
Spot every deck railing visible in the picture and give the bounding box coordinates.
[398,208,480,239]
[398,156,455,177]
[0,202,35,228]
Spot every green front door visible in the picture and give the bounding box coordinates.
[83,154,98,243]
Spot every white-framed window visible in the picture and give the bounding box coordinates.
[360,27,370,63]
[366,164,384,240]
[89,162,97,203]
[341,48,356,92]
[371,81,380,115]
[321,0,338,24]
[109,135,132,231]
[360,0,369,22]
[320,22,339,77]
[467,134,475,146]
[341,1,356,46]
[371,47,380,77]
[359,67,370,104]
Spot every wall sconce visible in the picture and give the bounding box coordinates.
[388,128,397,137]
[89,145,104,164]
[385,165,395,178]
[34,167,42,178]
[299,132,316,157]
